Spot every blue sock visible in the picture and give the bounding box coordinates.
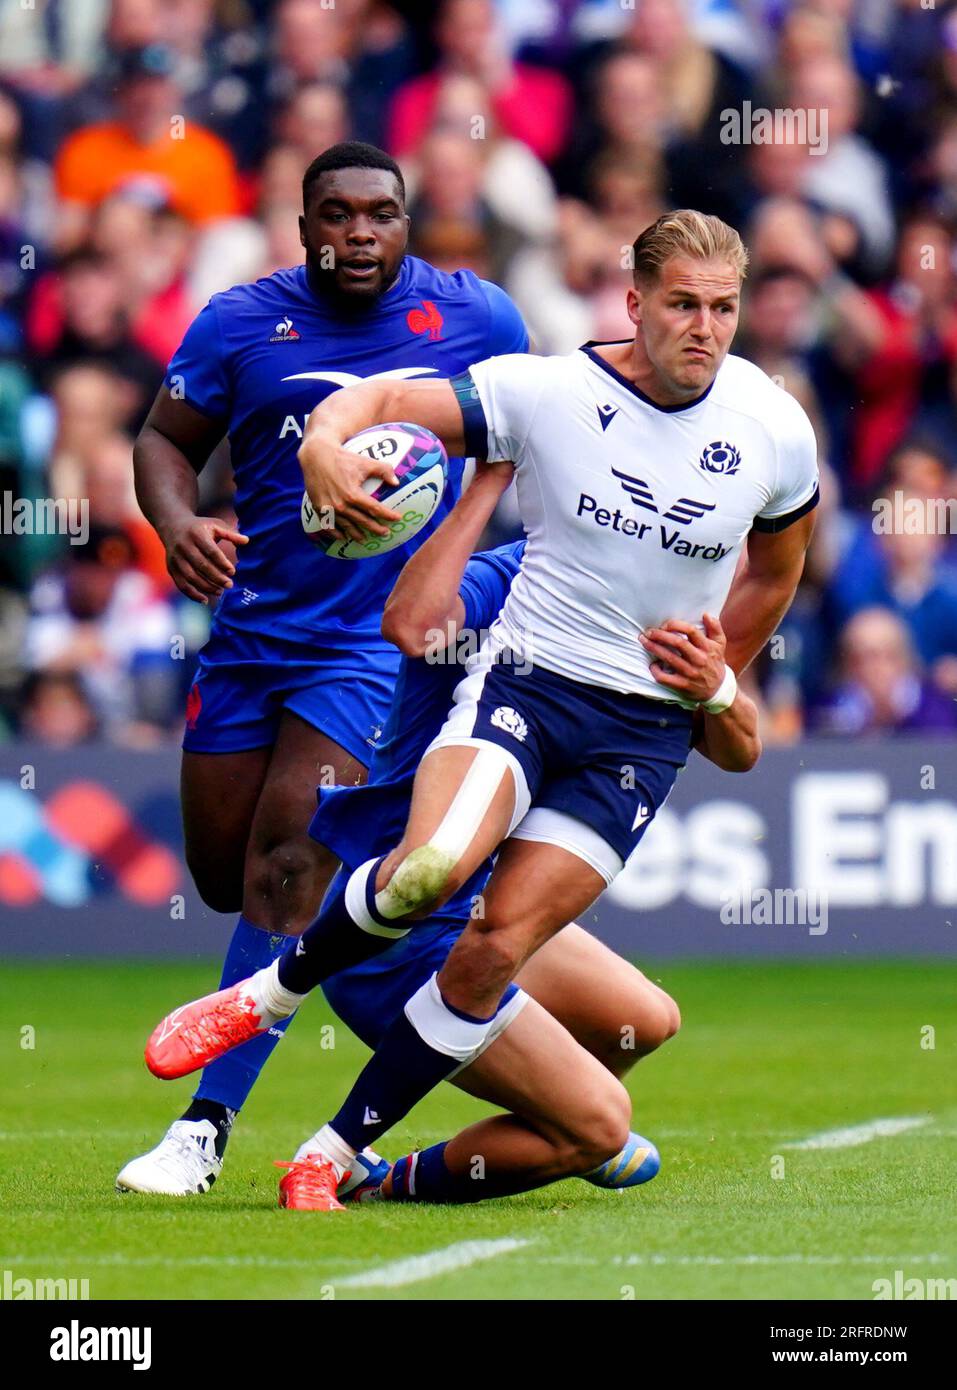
[330,978,495,1150]
[192,915,294,1112]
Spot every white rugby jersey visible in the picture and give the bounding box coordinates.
[461,343,819,699]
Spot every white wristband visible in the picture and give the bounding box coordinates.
[702,665,737,714]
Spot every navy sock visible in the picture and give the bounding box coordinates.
[330,1010,469,1151]
[389,1141,530,1204]
[388,1142,476,1203]
[192,915,294,1113]
[277,863,397,995]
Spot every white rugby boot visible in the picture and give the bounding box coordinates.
[115,1118,223,1195]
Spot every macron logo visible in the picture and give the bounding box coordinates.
[363,1107,380,1126]
[597,404,619,432]
[632,803,650,833]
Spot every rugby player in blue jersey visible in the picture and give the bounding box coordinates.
[118,142,528,1195]
[146,461,760,1209]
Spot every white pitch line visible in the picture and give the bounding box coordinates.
[609,1252,952,1268]
[0,1253,367,1269]
[0,1129,150,1142]
[782,1116,931,1150]
[337,1238,531,1289]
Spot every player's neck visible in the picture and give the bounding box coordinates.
[595,339,711,409]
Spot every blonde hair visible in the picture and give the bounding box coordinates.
[631,209,749,286]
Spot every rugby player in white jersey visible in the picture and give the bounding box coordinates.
[145,211,819,1203]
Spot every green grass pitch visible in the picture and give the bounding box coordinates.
[2,960,955,1301]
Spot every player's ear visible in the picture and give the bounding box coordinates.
[298,214,307,250]
[626,285,641,327]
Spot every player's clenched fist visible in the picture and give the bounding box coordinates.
[163,516,248,605]
[639,612,729,704]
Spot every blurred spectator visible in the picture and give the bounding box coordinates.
[18,669,100,746]
[823,504,957,693]
[507,196,635,354]
[83,430,170,591]
[838,216,957,494]
[87,195,196,365]
[501,0,631,70]
[622,0,751,144]
[54,43,241,249]
[27,247,163,424]
[388,0,573,166]
[408,129,525,281]
[557,51,667,204]
[24,524,180,739]
[787,53,895,276]
[47,363,131,501]
[620,0,756,223]
[810,607,957,736]
[406,72,557,244]
[270,0,416,150]
[276,81,349,168]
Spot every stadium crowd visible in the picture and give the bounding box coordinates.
[1,0,956,747]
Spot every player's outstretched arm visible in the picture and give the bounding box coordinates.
[133,387,247,605]
[299,378,468,543]
[719,513,816,675]
[382,460,514,657]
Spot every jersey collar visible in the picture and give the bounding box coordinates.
[580,340,717,414]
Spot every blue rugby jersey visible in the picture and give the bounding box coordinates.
[310,541,526,862]
[164,257,528,646]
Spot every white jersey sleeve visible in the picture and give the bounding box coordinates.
[754,392,820,532]
[463,353,553,463]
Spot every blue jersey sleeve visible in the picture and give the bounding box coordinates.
[165,300,231,420]
[458,541,525,631]
[479,280,530,356]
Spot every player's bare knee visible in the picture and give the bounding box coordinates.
[637,988,681,1053]
[660,992,681,1040]
[246,837,333,913]
[461,913,526,979]
[187,855,242,914]
[564,1080,631,1173]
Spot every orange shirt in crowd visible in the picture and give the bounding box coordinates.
[55,121,241,224]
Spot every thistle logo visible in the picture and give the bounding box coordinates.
[699,441,741,475]
[407,300,443,340]
[271,316,301,342]
[490,706,528,743]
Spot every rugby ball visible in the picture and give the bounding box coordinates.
[301,422,448,559]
